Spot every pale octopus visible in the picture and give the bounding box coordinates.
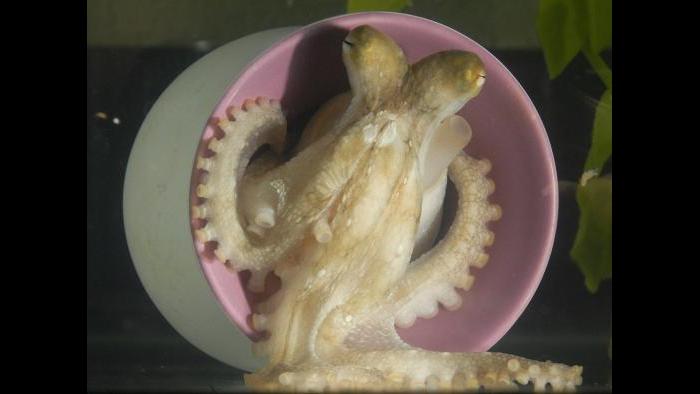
[193,25,582,391]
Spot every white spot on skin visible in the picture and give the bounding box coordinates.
[378,121,397,146]
[362,124,378,143]
[313,219,332,243]
[345,315,353,322]
[318,269,326,277]
[346,218,353,227]
[255,207,276,228]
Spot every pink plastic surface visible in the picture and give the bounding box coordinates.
[190,12,558,353]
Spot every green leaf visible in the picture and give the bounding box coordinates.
[583,88,612,174]
[536,0,586,79]
[347,0,410,13]
[571,176,612,293]
[586,0,612,55]
[537,0,611,80]
[583,1,612,88]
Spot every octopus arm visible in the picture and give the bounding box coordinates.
[294,92,352,154]
[246,349,582,392]
[193,98,295,272]
[386,152,501,327]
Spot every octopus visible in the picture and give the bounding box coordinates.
[192,25,583,391]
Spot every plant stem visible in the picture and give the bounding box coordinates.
[583,49,612,90]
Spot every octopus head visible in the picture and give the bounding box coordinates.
[404,50,486,116]
[342,25,409,108]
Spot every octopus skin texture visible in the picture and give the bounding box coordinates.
[192,25,583,392]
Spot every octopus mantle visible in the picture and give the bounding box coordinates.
[193,25,582,391]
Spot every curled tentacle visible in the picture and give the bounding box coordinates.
[412,114,474,258]
[386,152,500,327]
[245,350,583,392]
[193,98,291,271]
[194,98,384,271]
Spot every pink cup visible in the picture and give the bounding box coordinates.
[190,12,557,353]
